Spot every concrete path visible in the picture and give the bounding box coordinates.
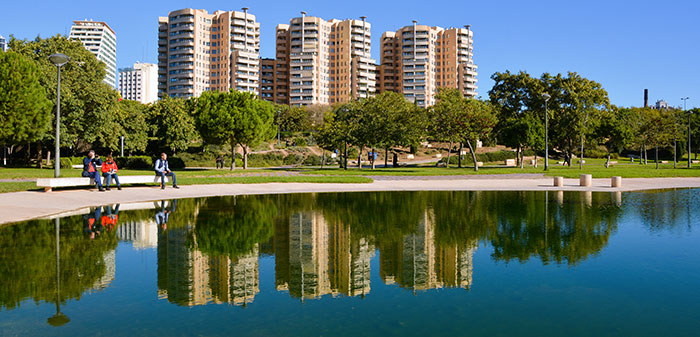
[1,177,700,226]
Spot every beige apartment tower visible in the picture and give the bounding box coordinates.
[158,8,260,99]
[263,13,376,106]
[378,22,477,107]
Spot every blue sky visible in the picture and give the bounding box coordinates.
[2,0,698,108]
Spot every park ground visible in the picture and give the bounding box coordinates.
[2,157,700,193]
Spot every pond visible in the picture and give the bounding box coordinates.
[0,189,699,336]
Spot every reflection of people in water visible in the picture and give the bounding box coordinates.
[101,204,120,231]
[155,200,177,230]
[83,207,103,239]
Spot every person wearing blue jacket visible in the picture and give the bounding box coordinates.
[154,153,179,189]
[82,150,104,192]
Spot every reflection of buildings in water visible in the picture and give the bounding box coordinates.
[157,225,260,307]
[117,220,158,249]
[275,212,372,300]
[208,246,260,306]
[91,249,116,291]
[380,211,475,292]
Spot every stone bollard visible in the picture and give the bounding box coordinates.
[580,174,592,187]
[553,176,564,187]
[611,176,622,188]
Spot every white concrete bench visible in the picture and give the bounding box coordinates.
[37,175,171,192]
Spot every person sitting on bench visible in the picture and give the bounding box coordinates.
[154,153,179,189]
[101,155,121,190]
[82,150,104,192]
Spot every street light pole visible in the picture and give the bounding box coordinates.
[49,53,70,178]
[542,93,551,171]
[682,97,690,168]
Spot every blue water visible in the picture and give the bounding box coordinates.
[0,190,699,336]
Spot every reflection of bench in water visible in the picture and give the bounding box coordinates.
[37,175,172,192]
[43,201,173,219]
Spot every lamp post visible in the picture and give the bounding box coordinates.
[682,97,690,168]
[49,53,70,178]
[542,93,551,170]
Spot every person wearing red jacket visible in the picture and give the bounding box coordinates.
[101,155,121,190]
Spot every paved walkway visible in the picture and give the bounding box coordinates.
[2,177,700,226]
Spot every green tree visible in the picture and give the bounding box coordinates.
[9,35,119,156]
[489,71,544,168]
[462,98,498,171]
[276,104,311,135]
[317,102,360,169]
[429,88,465,168]
[111,100,149,154]
[196,91,275,169]
[148,97,198,154]
[639,108,676,169]
[545,72,610,168]
[0,51,52,154]
[597,106,636,167]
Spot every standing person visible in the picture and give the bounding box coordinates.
[216,155,224,169]
[100,155,121,190]
[154,153,179,189]
[82,150,104,192]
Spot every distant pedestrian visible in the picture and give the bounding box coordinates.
[216,155,224,169]
[82,150,104,192]
[100,155,121,190]
[154,153,179,189]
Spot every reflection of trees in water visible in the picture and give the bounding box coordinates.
[628,189,699,233]
[486,191,621,265]
[0,214,117,312]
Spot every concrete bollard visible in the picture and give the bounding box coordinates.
[553,176,564,187]
[611,176,622,188]
[580,174,592,187]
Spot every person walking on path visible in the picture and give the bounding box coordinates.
[100,155,121,190]
[154,153,179,189]
[82,150,104,192]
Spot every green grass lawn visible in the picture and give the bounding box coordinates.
[300,158,700,178]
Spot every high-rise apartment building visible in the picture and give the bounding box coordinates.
[378,22,477,107]
[265,13,376,106]
[118,62,159,104]
[0,35,7,52]
[69,20,117,88]
[158,8,260,99]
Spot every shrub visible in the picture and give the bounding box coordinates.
[303,154,323,166]
[283,154,304,166]
[293,137,307,147]
[116,156,153,169]
[60,158,73,169]
[168,157,186,169]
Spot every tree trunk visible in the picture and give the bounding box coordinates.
[580,134,584,170]
[655,146,659,169]
[371,148,376,170]
[344,142,348,170]
[384,148,388,168]
[46,150,51,168]
[639,146,643,165]
[673,139,677,169]
[230,142,236,170]
[467,140,478,172]
[321,150,325,169]
[37,143,43,169]
[358,146,363,168]
[243,145,248,170]
[446,141,453,168]
[458,142,463,168]
[519,147,524,169]
[534,152,538,168]
[605,153,611,168]
[644,144,648,165]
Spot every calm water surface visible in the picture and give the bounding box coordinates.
[1,190,699,336]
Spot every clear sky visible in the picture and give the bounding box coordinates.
[2,0,698,108]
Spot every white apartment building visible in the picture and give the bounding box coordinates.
[69,20,117,88]
[157,8,260,99]
[119,62,158,104]
[0,35,7,52]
